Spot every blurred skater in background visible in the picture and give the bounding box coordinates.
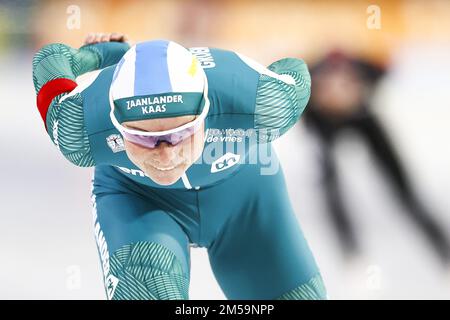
[304,51,450,267]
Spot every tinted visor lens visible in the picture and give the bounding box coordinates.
[121,121,202,149]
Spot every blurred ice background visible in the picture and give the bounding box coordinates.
[0,0,449,299]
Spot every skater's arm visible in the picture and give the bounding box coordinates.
[253,57,311,143]
[32,33,130,167]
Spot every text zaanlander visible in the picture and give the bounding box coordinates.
[126,94,184,114]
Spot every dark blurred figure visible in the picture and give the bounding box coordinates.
[305,51,450,267]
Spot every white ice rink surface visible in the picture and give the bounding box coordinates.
[1,45,449,299]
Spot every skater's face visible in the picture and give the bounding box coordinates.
[312,64,366,116]
[122,115,205,186]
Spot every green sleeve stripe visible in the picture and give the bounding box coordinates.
[46,92,95,167]
[109,242,189,300]
[276,274,327,300]
[254,59,311,143]
[32,43,100,167]
[32,43,99,94]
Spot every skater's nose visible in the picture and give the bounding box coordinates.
[154,142,178,165]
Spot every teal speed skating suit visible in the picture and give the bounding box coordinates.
[32,41,326,300]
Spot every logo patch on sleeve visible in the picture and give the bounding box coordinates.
[106,134,125,153]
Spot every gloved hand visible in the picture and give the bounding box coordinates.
[79,32,132,69]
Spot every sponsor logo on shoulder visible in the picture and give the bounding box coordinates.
[106,134,125,153]
[211,152,240,173]
[189,47,216,69]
